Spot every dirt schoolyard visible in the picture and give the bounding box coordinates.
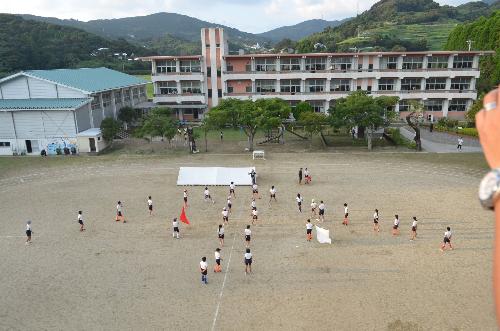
[0,151,495,330]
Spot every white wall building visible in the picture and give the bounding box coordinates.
[0,67,147,155]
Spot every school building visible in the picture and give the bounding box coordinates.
[141,27,493,122]
[0,67,148,155]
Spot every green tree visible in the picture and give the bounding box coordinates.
[207,98,291,151]
[465,94,484,126]
[117,106,139,130]
[330,91,398,150]
[292,101,313,121]
[405,100,425,151]
[298,111,328,148]
[100,117,122,144]
[138,107,178,144]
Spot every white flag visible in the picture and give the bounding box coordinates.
[315,225,332,244]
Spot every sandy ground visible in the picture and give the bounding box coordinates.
[0,152,495,330]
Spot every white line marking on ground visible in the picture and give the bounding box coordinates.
[211,233,236,331]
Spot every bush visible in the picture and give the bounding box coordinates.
[457,127,478,137]
[386,128,417,149]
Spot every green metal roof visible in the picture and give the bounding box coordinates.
[24,67,147,93]
[0,98,90,110]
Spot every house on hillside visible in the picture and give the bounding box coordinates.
[0,67,147,156]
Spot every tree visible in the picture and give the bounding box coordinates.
[100,117,122,144]
[405,100,425,151]
[206,98,291,151]
[465,94,484,126]
[292,101,313,121]
[138,107,178,144]
[298,112,328,148]
[117,106,139,130]
[330,91,398,150]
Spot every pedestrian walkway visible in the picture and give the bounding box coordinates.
[400,127,483,153]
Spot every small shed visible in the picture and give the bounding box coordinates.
[76,128,107,153]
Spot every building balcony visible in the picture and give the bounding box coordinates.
[152,72,205,82]
[153,93,206,104]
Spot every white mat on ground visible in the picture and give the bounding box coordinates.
[315,225,332,244]
[177,167,255,186]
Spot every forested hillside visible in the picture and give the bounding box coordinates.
[445,10,500,93]
[0,14,150,78]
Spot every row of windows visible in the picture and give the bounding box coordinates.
[231,77,473,93]
[156,60,202,73]
[90,88,142,109]
[157,81,203,94]
[226,55,475,72]
[399,99,469,112]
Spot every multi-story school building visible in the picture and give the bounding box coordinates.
[141,27,493,122]
[0,67,148,155]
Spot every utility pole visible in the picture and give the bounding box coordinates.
[466,40,473,51]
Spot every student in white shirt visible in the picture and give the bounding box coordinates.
[269,185,277,203]
[222,207,229,224]
[252,184,260,199]
[218,224,225,247]
[227,196,232,213]
[457,137,463,150]
[441,227,453,251]
[296,193,303,213]
[342,203,349,226]
[311,199,318,217]
[410,217,418,241]
[306,219,314,241]
[200,257,208,284]
[244,248,253,275]
[251,198,257,212]
[172,218,180,239]
[373,209,380,232]
[183,189,188,208]
[229,181,236,198]
[78,211,85,232]
[214,248,222,273]
[147,196,153,215]
[251,209,259,225]
[304,168,311,184]
[204,187,215,204]
[116,201,125,223]
[25,221,32,244]
[318,201,325,222]
[244,225,252,247]
[392,214,400,236]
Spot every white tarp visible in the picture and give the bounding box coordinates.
[177,167,255,186]
[315,226,332,244]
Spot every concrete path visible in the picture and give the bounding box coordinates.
[400,127,483,153]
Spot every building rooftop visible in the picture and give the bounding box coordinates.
[23,67,148,93]
[0,98,90,111]
[77,128,102,137]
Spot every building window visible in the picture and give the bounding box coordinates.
[426,77,446,90]
[226,65,233,72]
[305,57,326,71]
[124,89,131,102]
[280,58,301,71]
[424,99,443,112]
[246,86,252,93]
[309,100,325,113]
[159,81,177,95]
[331,57,352,71]
[139,87,146,98]
[156,60,176,73]
[255,58,276,72]
[378,78,395,91]
[132,88,139,100]
[227,86,234,93]
[401,78,421,90]
[450,77,470,91]
[331,79,351,91]
[0,142,10,147]
[256,80,276,93]
[280,79,301,93]
[288,100,299,112]
[453,55,473,69]
[102,93,112,108]
[306,79,325,93]
[180,60,201,73]
[114,91,122,104]
[380,56,398,70]
[398,100,412,112]
[181,81,202,94]
[245,64,251,72]
[427,56,448,69]
[449,99,468,112]
[402,56,423,70]
[91,96,100,110]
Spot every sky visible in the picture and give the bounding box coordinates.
[0,0,476,33]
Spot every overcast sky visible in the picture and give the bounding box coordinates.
[1,0,474,33]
